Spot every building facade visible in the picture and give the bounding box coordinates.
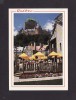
[50,14,63,54]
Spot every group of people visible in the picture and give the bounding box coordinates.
[14,58,62,74]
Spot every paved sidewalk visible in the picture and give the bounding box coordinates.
[14,76,62,82]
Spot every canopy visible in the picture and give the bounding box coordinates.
[34,52,45,57]
[48,51,58,56]
[19,53,29,59]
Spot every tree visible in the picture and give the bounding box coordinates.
[25,19,37,29]
[14,30,51,47]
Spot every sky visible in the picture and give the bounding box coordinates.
[14,13,60,36]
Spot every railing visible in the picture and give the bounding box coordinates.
[15,62,62,73]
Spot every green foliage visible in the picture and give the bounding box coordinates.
[25,19,37,29]
[14,30,51,46]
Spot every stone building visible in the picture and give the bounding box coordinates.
[50,14,63,54]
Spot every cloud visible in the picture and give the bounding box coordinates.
[43,20,55,31]
[14,30,18,36]
[14,24,23,36]
[14,27,18,36]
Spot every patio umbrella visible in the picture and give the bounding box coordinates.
[34,52,45,72]
[19,53,29,73]
[29,55,36,60]
[48,51,58,57]
[57,53,62,58]
[52,56,55,58]
[34,52,45,57]
[19,53,29,59]
[57,53,63,65]
[40,56,47,60]
[48,51,58,73]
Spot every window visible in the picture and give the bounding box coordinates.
[60,43,62,51]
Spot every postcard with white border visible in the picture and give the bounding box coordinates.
[9,8,68,91]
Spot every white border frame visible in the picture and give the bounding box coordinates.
[9,8,68,91]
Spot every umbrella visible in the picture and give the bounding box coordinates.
[34,52,45,71]
[29,55,36,60]
[34,52,45,57]
[48,51,58,73]
[19,53,29,59]
[52,56,55,58]
[40,56,47,60]
[57,53,63,65]
[48,51,58,57]
[57,53,62,58]
[19,53,29,73]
